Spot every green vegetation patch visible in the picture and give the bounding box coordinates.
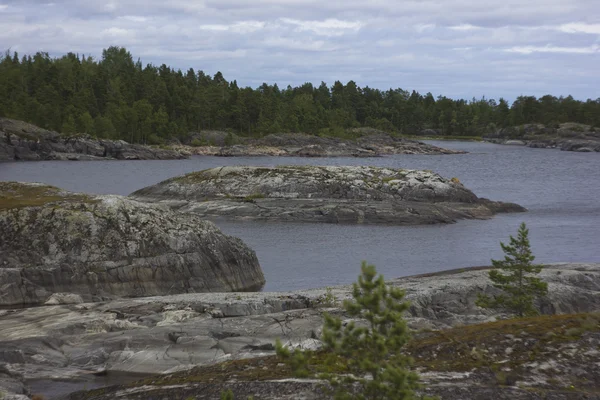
[409,312,600,373]
[242,193,265,202]
[0,182,97,210]
[172,170,216,184]
[103,312,599,394]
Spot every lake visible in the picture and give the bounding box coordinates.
[1,141,598,291]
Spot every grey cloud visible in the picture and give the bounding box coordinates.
[0,0,598,99]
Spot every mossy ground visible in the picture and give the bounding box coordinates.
[409,312,600,372]
[79,312,600,399]
[0,182,97,210]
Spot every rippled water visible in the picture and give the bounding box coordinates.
[1,141,599,291]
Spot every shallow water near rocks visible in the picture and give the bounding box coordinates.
[27,372,151,400]
[1,141,599,291]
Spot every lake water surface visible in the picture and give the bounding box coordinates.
[1,141,598,291]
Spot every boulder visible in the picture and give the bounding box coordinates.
[561,140,600,152]
[44,293,85,305]
[130,166,525,225]
[0,182,265,307]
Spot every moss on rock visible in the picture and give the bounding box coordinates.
[0,182,98,210]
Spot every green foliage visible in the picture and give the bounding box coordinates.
[316,287,339,307]
[224,132,238,146]
[1,48,599,143]
[242,193,265,202]
[477,222,548,317]
[277,262,430,400]
[94,116,116,139]
[147,134,164,145]
[61,115,76,135]
[218,390,254,400]
[77,112,94,134]
[220,389,234,400]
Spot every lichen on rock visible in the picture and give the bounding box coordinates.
[0,182,265,307]
[130,165,526,225]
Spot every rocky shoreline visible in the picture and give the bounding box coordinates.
[0,182,265,307]
[0,263,598,399]
[171,128,465,157]
[0,119,465,162]
[484,123,600,152]
[130,165,525,225]
[0,118,187,161]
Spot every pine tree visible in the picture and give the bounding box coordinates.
[277,262,428,400]
[477,222,548,317]
[2,47,600,143]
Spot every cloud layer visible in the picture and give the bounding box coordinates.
[1,0,598,100]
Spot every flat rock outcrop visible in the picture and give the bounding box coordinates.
[0,263,598,399]
[130,166,525,224]
[0,118,187,161]
[173,129,464,157]
[0,182,265,307]
[484,122,600,152]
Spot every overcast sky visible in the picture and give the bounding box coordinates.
[1,0,598,100]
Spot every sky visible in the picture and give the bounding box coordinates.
[0,0,599,101]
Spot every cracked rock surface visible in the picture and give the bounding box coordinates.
[0,263,598,399]
[0,182,265,307]
[130,165,526,225]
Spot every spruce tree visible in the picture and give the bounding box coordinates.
[477,222,548,317]
[277,262,428,400]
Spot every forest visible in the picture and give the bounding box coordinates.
[1,46,599,144]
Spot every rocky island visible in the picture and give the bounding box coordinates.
[0,263,598,399]
[484,122,600,152]
[130,166,525,225]
[0,118,187,161]
[0,182,265,307]
[170,128,465,157]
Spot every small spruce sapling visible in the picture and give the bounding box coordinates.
[476,222,548,317]
[277,261,430,400]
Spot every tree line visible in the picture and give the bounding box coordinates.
[1,46,599,144]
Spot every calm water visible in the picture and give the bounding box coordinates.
[1,141,599,291]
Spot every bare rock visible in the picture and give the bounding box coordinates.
[0,264,598,399]
[173,130,464,157]
[44,293,84,305]
[0,118,187,161]
[484,122,600,152]
[130,165,525,225]
[0,182,265,307]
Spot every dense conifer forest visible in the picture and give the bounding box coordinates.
[1,46,598,144]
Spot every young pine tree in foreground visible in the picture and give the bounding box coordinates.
[277,262,431,400]
[477,222,548,317]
